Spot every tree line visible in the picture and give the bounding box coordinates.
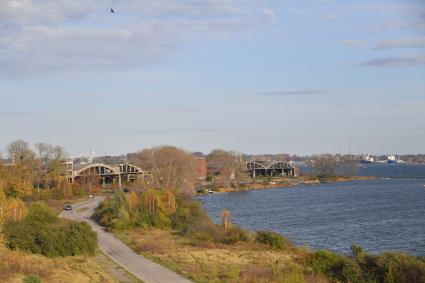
[0,140,70,198]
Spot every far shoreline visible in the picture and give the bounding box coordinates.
[197,175,378,195]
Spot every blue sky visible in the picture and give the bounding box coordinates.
[0,0,424,157]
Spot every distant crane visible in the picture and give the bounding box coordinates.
[88,149,95,163]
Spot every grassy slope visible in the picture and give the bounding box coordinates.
[0,243,116,283]
[117,228,328,283]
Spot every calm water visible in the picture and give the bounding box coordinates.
[197,165,425,256]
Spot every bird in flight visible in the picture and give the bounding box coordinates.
[110,8,115,13]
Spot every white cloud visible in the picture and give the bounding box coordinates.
[0,0,263,78]
[320,14,337,22]
[373,37,425,50]
[262,8,278,23]
[341,39,366,47]
[361,54,425,67]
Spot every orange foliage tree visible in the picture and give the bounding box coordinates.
[220,209,232,231]
[128,191,139,214]
[160,190,176,215]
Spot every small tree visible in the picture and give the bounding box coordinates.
[220,209,231,231]
[0,188,7,226]
[161,190,176,215]
[142,189,157,215]
[128,191,139,214]
[6,198,27,222]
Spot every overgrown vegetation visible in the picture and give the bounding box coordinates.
[256,230,288,250]
[0,140,102,203]
[310,155,358,179]
[0,240,114,283]
[3,202,97,257]
[95,190,425,283]
[118,228,313,283]
[94,190,254,246]
[310,245,425,283]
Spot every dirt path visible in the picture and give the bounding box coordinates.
[60,197,192,283]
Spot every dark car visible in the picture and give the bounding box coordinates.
[64,204,72,211]
[123,188,130,193]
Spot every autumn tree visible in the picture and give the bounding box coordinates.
[311,155,358,178]
[142,189,157,215]
[0,193,27,226]
[220,209,232,231]
[0,188,6,226]
[46,145,68,189]
[35,142,54,161]
[6,198,26,222]
[207,149,245,187]
[34,142,53,191]
[1,162,34,198]
[160,190,176,215]
[128,191,139,214]
[6,140,35,164]
[129,146,197,193]
[81,171,99,194]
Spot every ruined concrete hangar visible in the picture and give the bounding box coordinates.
[243,161,299,178]
[65,161,151,187]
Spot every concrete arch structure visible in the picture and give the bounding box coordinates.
[70,162,151,187]
[76,163,119,177]
[244,161,266,170]
[119,163,143,174]
[243,161,299,178]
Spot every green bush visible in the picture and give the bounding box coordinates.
[23,275,42,283]
[222,226,250,244]
[25,202,58,224]
[171,201,208,233]
[3,202,97,257]
[310,247,425,283]
[350,244,365,258]
[311,250,341,275]
[152,211,172,229]
[331,257,363,283]
[373,252,425,283]
[255,230,287,250]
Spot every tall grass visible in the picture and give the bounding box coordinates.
[0,242,114,282]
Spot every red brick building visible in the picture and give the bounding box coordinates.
[194,158,207,180]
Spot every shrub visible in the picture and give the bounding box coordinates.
[2,202,97,257]
[25,202,58,224]
[152,211,172,229]
[255,230,287,250]
[311,250,340,275]
[171,201,209,233]
[222,226,249,244]
[311,248,425,283]
[350,244,365,258]
[373,252,425,283]
[331,257,363,283]
[23,275,42,283]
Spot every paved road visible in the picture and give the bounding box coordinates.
[60,197,191,283]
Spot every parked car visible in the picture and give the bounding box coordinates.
[89,194,94,198]
[64,204,72,210]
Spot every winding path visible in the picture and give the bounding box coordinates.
[60,196,191,283]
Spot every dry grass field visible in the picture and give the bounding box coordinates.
[0,243,116,283]
[117,228,329,283]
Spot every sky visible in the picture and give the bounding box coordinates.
[0,0,424,157]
